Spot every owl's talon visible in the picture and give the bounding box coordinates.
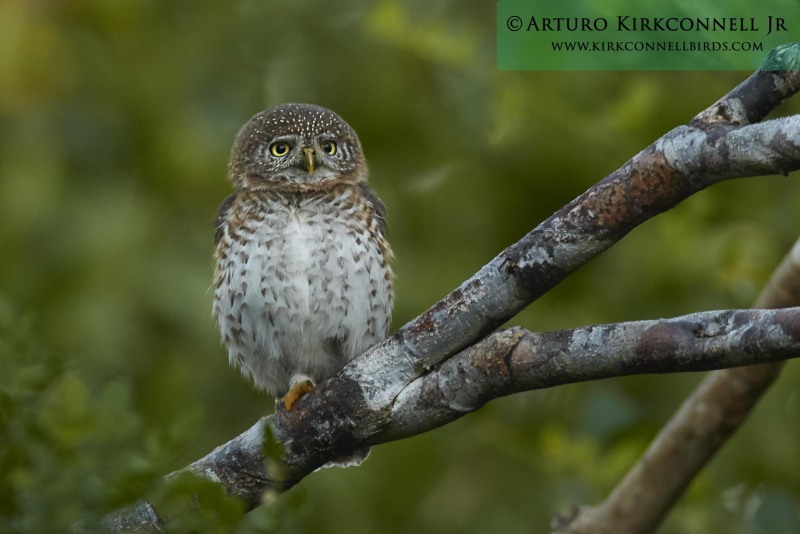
[281,379,315,411]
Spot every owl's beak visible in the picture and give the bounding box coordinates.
[302,147,315,175]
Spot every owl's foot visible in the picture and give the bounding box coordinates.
[281,375,315,411]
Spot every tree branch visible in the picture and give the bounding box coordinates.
[386,307,800,440]
[104,44,800,532]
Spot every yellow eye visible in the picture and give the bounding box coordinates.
[321,141,337,155]
[269,142,291,157]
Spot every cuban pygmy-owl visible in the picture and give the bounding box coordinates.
[213,103,394,422]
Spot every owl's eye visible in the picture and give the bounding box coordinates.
[269,142,291,157]
[321,141,337,155]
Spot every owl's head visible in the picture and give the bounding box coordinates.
[227,103,366,190]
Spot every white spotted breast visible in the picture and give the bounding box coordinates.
[213,185,393,397]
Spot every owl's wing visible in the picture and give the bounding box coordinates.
[214,193,238,246]
[358,182,388,238]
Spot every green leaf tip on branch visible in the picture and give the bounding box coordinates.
[760,42,800,71]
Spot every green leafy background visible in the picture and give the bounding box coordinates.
[1,1,798,532]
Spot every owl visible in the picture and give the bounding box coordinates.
[213,103,394,420]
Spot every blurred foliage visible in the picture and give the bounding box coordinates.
[1,1,799,533]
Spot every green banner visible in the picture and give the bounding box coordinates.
[498,0,797,70]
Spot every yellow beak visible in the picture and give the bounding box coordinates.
[303,147,315,175]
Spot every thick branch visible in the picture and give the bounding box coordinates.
[104,45,800,532]
[385,307,800,440]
